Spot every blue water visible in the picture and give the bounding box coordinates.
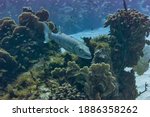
[0,0,150,34]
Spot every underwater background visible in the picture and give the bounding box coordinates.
[0,0,150,99]
[1,0,150,34]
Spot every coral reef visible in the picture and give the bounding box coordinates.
[105,9,150,70]
[22,7,34,13]
[36,9,49,21]
[104,9,150,99]
[85,63,118,99]
[0,48,17,71]
[51,61,118,100]
[1,11,60,70]
[0,7,149,100]
[118,70,138,99]
[19,12,39,30]
[77,35,111,67]
[0,48,18,87]
[0,59,88,100]
[0,17,16,39]
[0,58,118,100]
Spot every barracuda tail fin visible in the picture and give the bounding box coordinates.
[42,22,52,43]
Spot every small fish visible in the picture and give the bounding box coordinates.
[42,22,92,59]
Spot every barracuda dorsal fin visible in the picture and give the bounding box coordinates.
[70,35,85,44]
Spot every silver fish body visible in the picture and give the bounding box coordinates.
[43,22,92,59]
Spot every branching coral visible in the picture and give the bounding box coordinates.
[105,9,150,71]
[104,9,150,99]
[85,63,118,99]
[51,61,118,100]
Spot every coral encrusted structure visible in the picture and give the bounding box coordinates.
[105,9,150,99]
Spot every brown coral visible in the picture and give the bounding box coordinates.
[85,63,118,99]
[105,9,150,72]
[36,9,49,21]
[118,70,138,99]
[22,7,34,13]
[47,21,58,33]
[104,9,150,99]
[0,18,16,38]
[19,12,39,30]
[1,12,60,71]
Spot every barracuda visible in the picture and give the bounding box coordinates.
[42,22,92,59]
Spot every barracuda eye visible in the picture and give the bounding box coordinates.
[74,46,84,56]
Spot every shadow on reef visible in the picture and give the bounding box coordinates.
[0,7,150,100]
